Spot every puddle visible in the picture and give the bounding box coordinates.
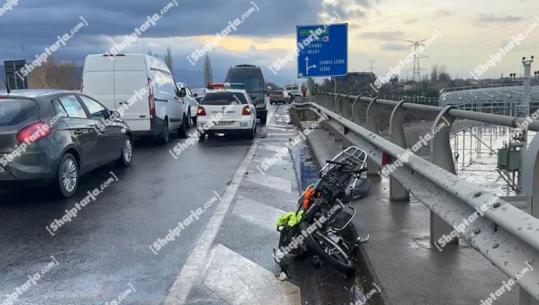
[291,143,320,192]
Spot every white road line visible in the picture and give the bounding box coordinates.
[232,196,286,231]
[164,143,258,305]
[260,144,286,153]
[267,133,296,137]
[246,173,292,193]
[203,244,301,305]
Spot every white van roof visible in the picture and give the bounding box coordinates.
[84,53,172,75]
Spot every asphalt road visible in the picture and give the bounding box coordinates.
[0,110,261,304]
[0,103,360,305]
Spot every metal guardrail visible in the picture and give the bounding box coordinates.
[294,94,539,303]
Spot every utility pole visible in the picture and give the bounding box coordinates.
[367,60,375,73]
[406,39,428,81]
[522,56,534,117]
[517,56,534,193]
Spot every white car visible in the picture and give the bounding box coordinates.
[82,53,190,145]
[176,82,199,125]
[196,89,257,141]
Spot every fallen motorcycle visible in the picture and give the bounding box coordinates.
[274,146,370,275]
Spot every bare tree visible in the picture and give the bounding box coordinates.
[203,54,213,86]
[164,47,174,72]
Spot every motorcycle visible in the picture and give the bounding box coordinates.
[274,146,370,275]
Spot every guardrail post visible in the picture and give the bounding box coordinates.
[520,132,539,305]
[389,101,410,201]
[351,96,363,125]
[343,95,352,119]
[430,106,457,245]
[336,95,343,114]
[366,97,381,175]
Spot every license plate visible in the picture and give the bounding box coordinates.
[216,121,235,126]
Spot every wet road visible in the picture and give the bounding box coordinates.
[0,103,360,305]
[0,110,261,304]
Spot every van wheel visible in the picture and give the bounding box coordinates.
[55,153,79,198]
[159,122,170,145]
[178,116,188,138]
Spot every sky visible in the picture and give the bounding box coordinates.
[0,0,538,86]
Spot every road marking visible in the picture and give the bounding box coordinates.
[203,244,301,305]
[232,195,286,231]
[163,143,258,305]
[260,144,287,153]
[267,133,296,137]
[246,173,292,193]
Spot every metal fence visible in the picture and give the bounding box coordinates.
[294,93,539,304]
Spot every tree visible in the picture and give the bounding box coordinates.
[28,58,78,90]
[307,77,317,94]
[164,47,174,72]
[203,55,213,86]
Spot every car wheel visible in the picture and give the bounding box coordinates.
[178,116,188,138]
[260,113,267,125]
[159,122,170,145]
[117,137,133,167]
[192,116,197,125]
[247,126,255,140]
[186,112,192,129]
[56,153,79,198]
[198,132,205,142]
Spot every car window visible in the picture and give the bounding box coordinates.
[201,92,248,105]
[79,95,107,119]
[58,95,88,119]
[0,99,38,126]
[179,87,186,97]
[52,99,68,117]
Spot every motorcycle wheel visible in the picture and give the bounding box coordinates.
[300,222,355,275]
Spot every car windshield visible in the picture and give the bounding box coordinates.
[226,76,262,92]
[201,92,248,105]
[0,98,38,126]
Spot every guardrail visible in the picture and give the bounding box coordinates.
[294,93,539,304]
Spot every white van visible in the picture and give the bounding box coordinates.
[82,53,190,144]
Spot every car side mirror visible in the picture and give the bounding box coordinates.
[193,93,198,98]
[109,110,121,119]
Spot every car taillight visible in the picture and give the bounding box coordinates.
[242,105,252,116]
[197,106,206,116]
[148,78,155,118]
[17,122,52,144]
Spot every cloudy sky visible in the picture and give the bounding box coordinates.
[1,0,538,86]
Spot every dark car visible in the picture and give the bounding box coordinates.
[225,65,267,124]
[269,91,289,105]
[0,90,133,198]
